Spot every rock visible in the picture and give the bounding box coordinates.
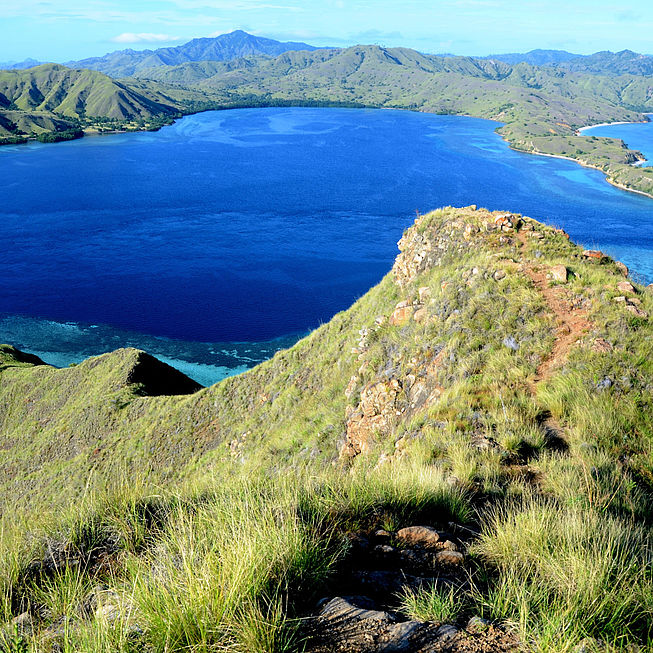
[413,307,428,324]
[535,250,543,258]
[503,336,519,351]
[374,544,396,556]
[11,611,33,635]
[390,303,414,326]
[396,526,441,548]
[550,265,568,283]
[615,261,629,276]
[596,377,612,391]
[613,295,627,303]
[435,550,465,565]
[616,281,636,294]
[375,529,392,540]
[345,376,359,399]
[583,249,604,260]
[591,338,613,353]
[418,286,432,303]
[378,621,426,652]
[626,304,648,318]
[532,231,544,239]
[493,269,507,281]
[319,596,393,624]
[435,624,459,640]
[441,540,459,551]
[467,616,491,633]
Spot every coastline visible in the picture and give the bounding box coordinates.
[511,146,653,200]
[577,118,649,134]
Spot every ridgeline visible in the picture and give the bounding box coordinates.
[2,38,653,197]
[1,207,651,652]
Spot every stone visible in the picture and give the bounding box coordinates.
[532,231,545,239]
[626,304,648,318]
[493,269,507,281]
[345,376,359,399]
[374,529,392,540]
[378,621,426,652]
[390,304,414,326]
[616,280,636,294]
[418,286,432,303]
[596,377,612,391]
[374,544,396,556]
[613,295,627,303]
[583,249,604,260]
[435,624,459,640]
[503,336,519,351]
[413,307,428,324]
[441,540,459,551]
[467,616,491,633]
[550,265,568,283]
[396,525,441,548]
[319,596,393,624]
[615,261,629,276]
[591,338,613,353]
[436,550,465,565]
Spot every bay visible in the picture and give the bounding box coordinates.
[1,107,652,384]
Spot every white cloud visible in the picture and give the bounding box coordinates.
[111,32,179,43]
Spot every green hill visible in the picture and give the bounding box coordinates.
[1,207,651,652]
[133,45,653,197]
[0,64,181,142]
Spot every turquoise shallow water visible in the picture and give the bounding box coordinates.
[1,108,652,384]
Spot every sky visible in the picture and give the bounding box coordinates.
[1,0,652,63]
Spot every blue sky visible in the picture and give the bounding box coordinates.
[1,0,652,62]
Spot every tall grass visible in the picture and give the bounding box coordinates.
[474,499,653,652]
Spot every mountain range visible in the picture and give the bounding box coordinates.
[66,29,321,77]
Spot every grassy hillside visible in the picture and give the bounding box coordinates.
[0,64,181,143]
[1,207,652,652]
[134,45,653,197]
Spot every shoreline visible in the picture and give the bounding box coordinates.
[577,115,651,168]
[511,146,653,200]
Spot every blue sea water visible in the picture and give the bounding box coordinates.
[1,107,652,384]
[583,115,653,167]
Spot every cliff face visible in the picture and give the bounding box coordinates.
[1,206,652,653]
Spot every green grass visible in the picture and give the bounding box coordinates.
[399,584,466,624]
[1,207,652,651]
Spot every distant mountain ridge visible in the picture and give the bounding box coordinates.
[66,29,322,77]
[0,58,44,70]
[485,48,653,75]
[483,49,579,66]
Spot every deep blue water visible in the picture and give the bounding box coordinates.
[584,115,653,167]
[1,108,652,384]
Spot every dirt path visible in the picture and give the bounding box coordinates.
[516,230,592,446]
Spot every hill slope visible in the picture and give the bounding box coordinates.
[68,29,321,77]
[0,63,183,140]
[135,44,653,195]
[0,206,651,651]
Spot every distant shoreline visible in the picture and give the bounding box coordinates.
[513,147,653,200]
[576,114,651,170]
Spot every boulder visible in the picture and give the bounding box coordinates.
[396,525,441,548]
[550,265,568,283]
[413,307,428,324]
[390,303,414,326]
[616,281,636,294]
[615,261,629,277]
[436,550,465,565]
[582,249,604,260]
